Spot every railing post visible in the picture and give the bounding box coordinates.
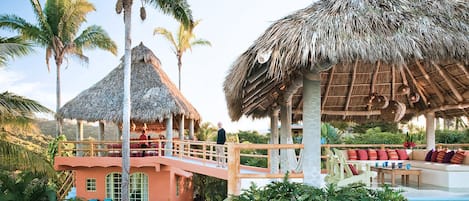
[380,144,385,150]
[203,143,207,161]
[227,143,240,197]
[89,141,94,156]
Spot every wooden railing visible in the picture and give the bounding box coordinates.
[56,170,74,201]
[56,140,469,195]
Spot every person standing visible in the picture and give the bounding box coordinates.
[216,122,226,167]
[139,130,148,157]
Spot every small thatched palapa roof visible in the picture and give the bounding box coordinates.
[224,0,469,122]
[59,43,201,124]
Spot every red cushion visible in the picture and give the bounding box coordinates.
[357,149,368,160]
[347,149,357,160]
[377,150,388,160]
[396,149,409,160]
[348,164,359,175]
[387,150,399,160]
[431,150,439,162]
[368,149,378,160]
[436,150,447,163]
[425,149,434,161]
[451,151,466,164]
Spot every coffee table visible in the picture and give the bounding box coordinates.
[371,166,422,187]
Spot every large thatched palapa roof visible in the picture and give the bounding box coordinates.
[59,43,201,124]
[224,0,469,122]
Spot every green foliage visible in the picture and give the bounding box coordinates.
[195,122,217,141]
[344,127,404,144]
[0,171,56,201]
[192,174,227,201]
[352,122,399,134]
[231,175,407,201]
[435,129,468,144]
[237,130,269,144]
[321,123,341,144]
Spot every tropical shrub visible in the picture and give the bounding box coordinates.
[231,175,407,201]
[0,171,56,201]
[352,122,399,134]
[192,174,227,201]
[344,127,404,144]
[435,129,467,144]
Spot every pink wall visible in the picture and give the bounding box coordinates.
[74,166,193,201]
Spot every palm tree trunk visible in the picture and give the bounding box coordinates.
[178,55,182,90]
[56,60,63,137]
[121,0,132,200]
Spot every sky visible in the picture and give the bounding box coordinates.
[0,0,314,133]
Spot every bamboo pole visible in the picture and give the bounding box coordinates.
[344,60,359,119]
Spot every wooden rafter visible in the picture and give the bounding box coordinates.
[399,65,414,108]
[321,65,335,110]
[370,60,381,94]
[404,64,429,105]
[456,62,469,80]
[343,60,359,119]
[432,62,463,102]
[415,60,445,103]
[243,80,276,104]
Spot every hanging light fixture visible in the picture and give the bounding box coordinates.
[409,92,420,103]
[398,84,410,95]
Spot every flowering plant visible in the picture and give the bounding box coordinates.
[403,132,416,148]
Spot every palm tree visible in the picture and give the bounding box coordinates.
[0,36,33,67]
[115,0,193,199]
[0,91,55,176]
[154,19,211,90]
[0,0,118,137]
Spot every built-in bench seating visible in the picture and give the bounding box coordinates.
[338,149,469,188]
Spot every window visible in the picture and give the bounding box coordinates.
[86,178,96,192]
[106,172,148,201]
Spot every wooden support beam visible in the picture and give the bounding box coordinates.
[456,62,469,80]
[391,64,395,100]
[243,80,276,105]
[370,60,381,94]
[322,66,335,110]
[415,60,445,103]
[399,65,414,108]
[404,64,429,105]
[343,60,359,119]
[432,62,464,102]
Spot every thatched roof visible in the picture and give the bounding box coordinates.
[59,43,201,123]
[224,0,469,122]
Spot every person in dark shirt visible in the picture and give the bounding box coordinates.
[139,130,148,157]
[216,122,226,167]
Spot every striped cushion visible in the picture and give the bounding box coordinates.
[436,150,447,163]
[357,149,368,160]
[347,149,357,160]
[368,149,378,160]
[443,151,455,163]
[387,150,399,160]
[377,150,388,160]
[431,150,439,162]
[451,151,466,164]
[396,149,409,160]
[425,149,434,161]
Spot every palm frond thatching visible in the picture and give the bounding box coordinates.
[58,43,201,123]
[224,0,469,122]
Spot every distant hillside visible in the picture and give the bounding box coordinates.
[1,124,52,153]
[36,119,119,141]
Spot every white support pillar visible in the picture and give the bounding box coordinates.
[98,121,105,156]
[165,114,173,156]
[425,112,436,150]
[179,115,185,140]
[303,73,322,187]
[280,99,296,172]
[189,119,194,140]
[270,108,280,174]
[76,120,84,156]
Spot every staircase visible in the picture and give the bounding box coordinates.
[57,170,75,201]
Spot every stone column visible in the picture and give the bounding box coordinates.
[98,121,105,156]
[165,114,173,156]
[76,120,84,156]
[303,73,322,187]
[179,115,185,140]
[270,108,280,174]
[189,119,195,140]
[425,112,436,150]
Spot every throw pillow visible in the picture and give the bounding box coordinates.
[348,164,359,175]
[431,150,439,162]
[451,151,466,164]
[357,149,368,160]
[396,149,409,160]
[425,149,434,161]
[387,149,399,160]
[377,149,388,160]
[436,150,447,163]
[347,149,357,160]
[443,151,455,163]
[368,149,378,160]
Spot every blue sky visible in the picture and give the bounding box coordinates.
[0,1,313,132]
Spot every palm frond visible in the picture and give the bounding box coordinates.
[191,39,212,47]
[0,91,52,120]
[0,36,33,66]
[74,25,117,55]
[55,0,95,42]
[0,140,56,177]
[151,0,194,29]
[154,27,178,48]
